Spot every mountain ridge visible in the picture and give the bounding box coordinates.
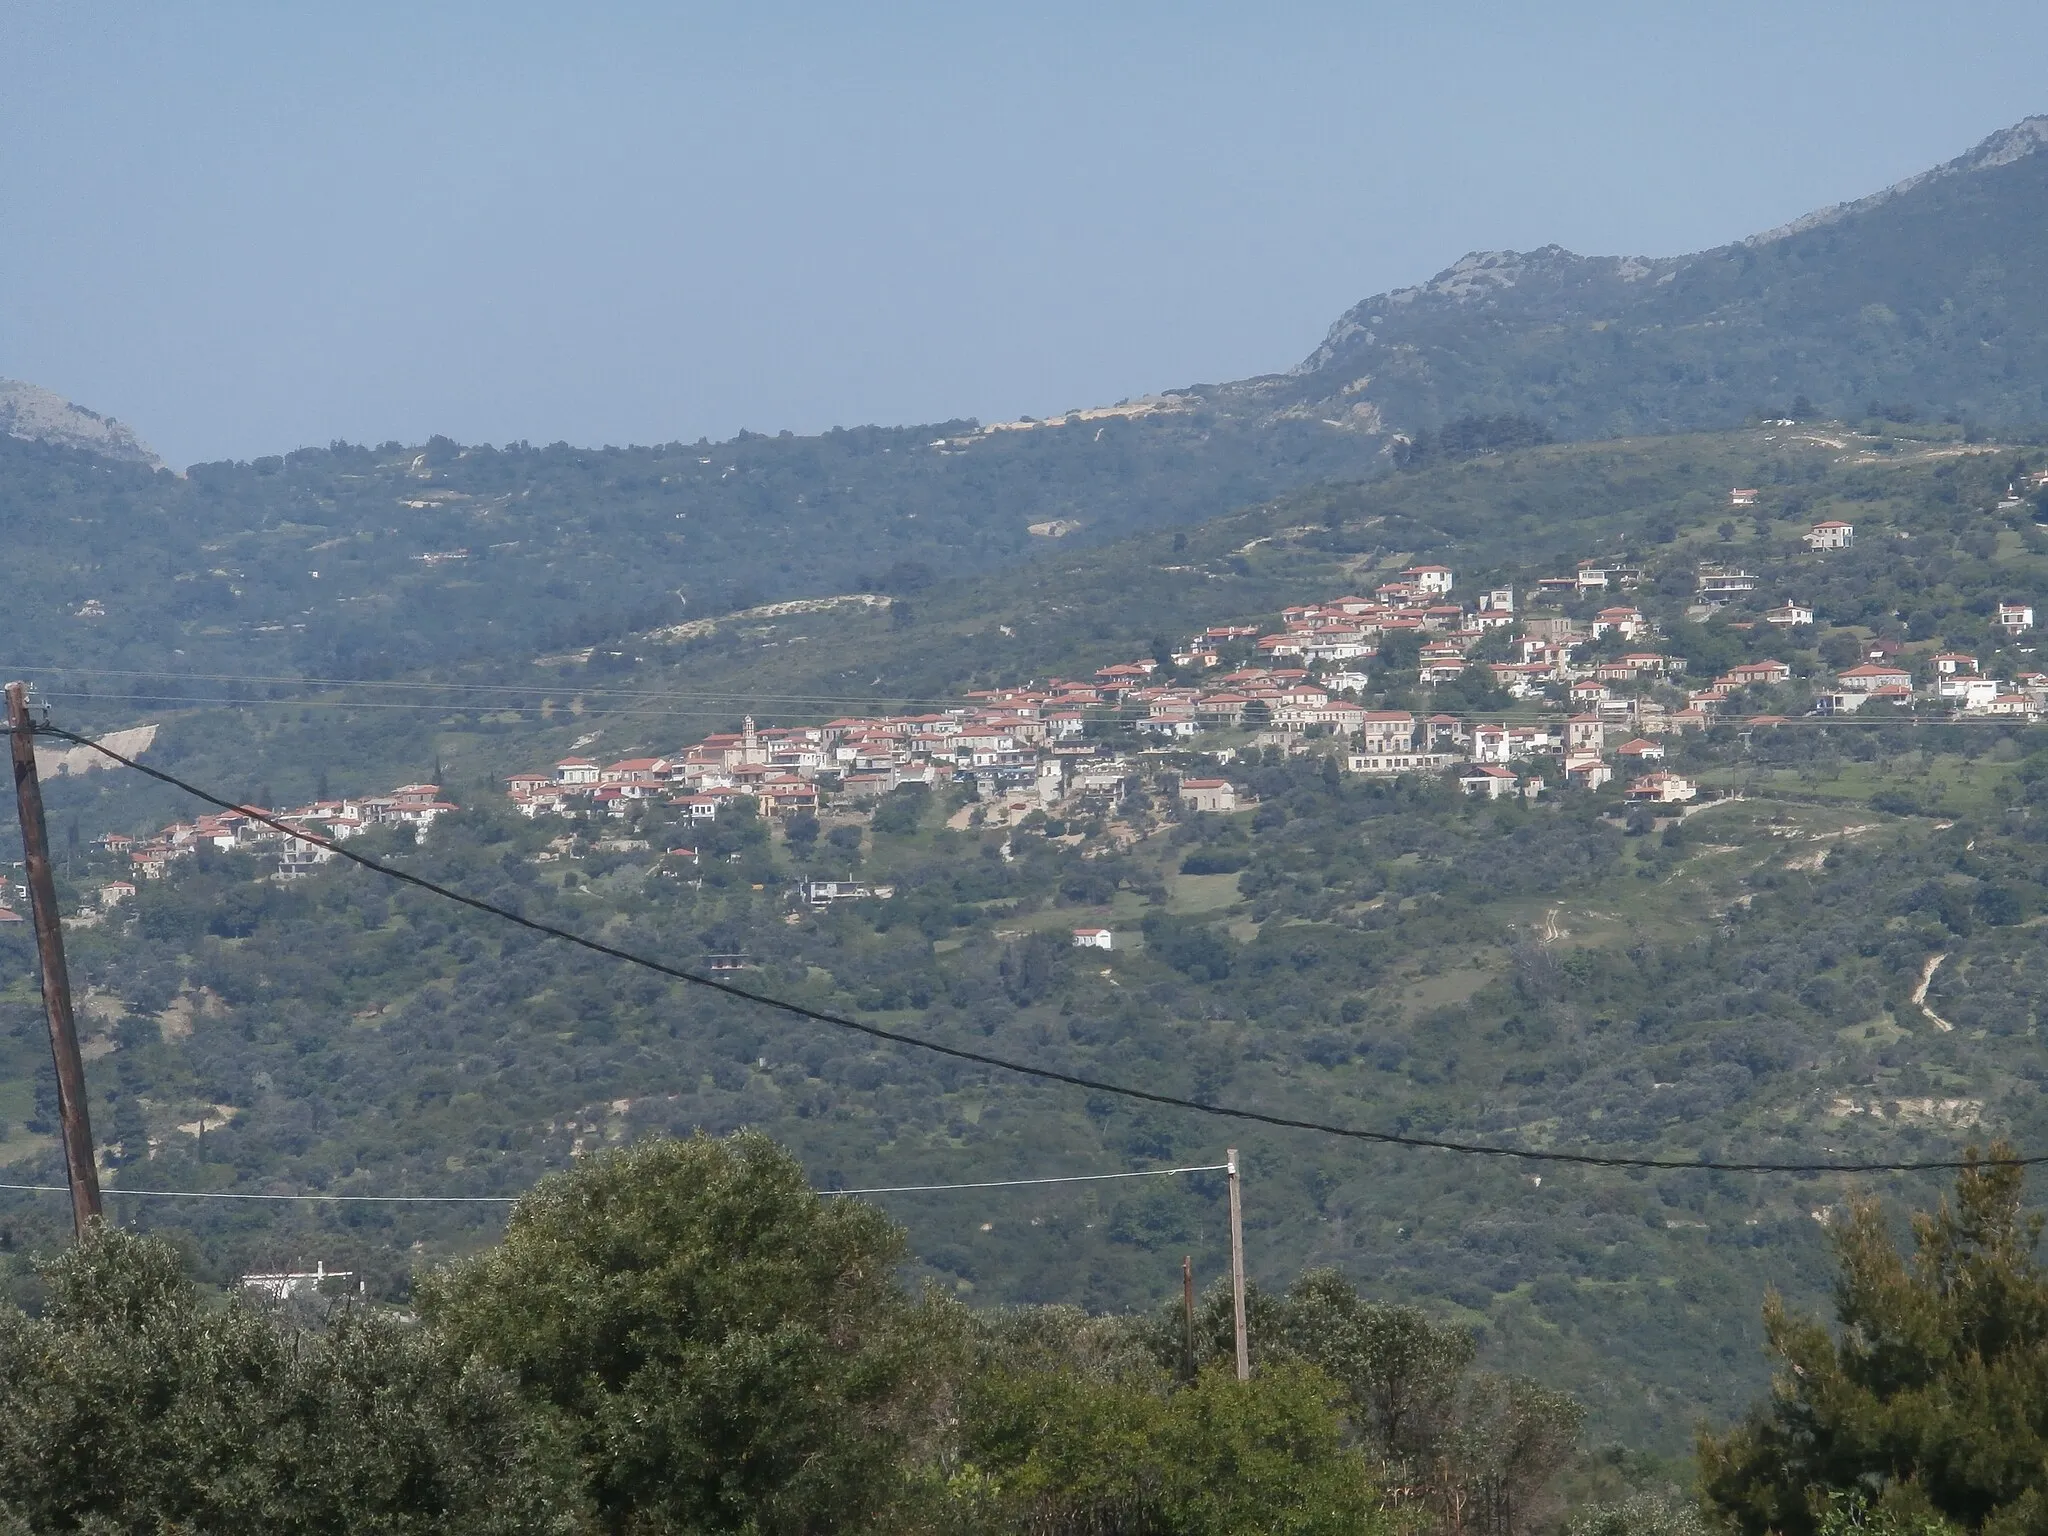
[0,378,161,467]
[1214,112,2048,439]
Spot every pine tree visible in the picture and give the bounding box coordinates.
[1700,1144,2048,1536]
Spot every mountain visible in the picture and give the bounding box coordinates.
[11,115,2048,692]
[1207,115,2048,440]
[0,378,160,467]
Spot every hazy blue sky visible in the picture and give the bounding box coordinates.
[8,2,2048,466]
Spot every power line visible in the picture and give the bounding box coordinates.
[821,1164,1229,1196]
[0,1181,516,1204]
[32,719,2043,1177]
[0,1165,1228,1208]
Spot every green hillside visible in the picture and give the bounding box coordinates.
[0,412,1381,682]
[12,424,2048,1460]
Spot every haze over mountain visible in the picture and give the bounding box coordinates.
[0,378,159,467]
[10,114,2048,695]
[1215,116,2048,440]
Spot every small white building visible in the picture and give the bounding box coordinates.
[1177,777,1238,814]
[1938,676,2001,709]
[1458,765,1519,800]
[2000,602,2036,635]
[1563,755,1612,790]
[1805,520,1854,551]
[1071,927,1115,951]
[1626,772,1698,804]
[1764,603,1816,627]
[1403,564,1454,595]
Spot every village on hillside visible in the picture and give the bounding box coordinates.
[497,494,2042,838]
[62,484,2044,908]
[85,782,461,899]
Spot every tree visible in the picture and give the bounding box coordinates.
[950,1358,1398,1536]
[1176,1270,1580,1536]
[783,811,820,853]
[0,1226,579,1534]
[420,1132,954,1535]
[1700,1145,2048,1536]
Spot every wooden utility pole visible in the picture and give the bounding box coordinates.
[1181,1254,1196,1380]
[6,682,101,1238]
[1226,1147,1249,1381]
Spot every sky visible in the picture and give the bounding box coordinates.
[8,2,2048,468]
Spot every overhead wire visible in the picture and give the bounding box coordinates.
[0,1164,1227,1206]
[821,1164,1230,1196]
[26,719,2044,1177]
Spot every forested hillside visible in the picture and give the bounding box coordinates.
[12,422,2048,1459]
[0,412,1380,681]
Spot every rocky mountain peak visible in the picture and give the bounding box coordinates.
[0,378,161,467]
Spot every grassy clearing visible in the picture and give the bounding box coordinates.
[1165,872,1245,915]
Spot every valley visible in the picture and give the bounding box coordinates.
[11,108,2048,1501]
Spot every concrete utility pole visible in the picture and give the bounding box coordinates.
[7,682,101,1238]
[1227,1147,1249,1381]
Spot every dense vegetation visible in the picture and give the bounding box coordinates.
[0,410,1380,682]
[3,1135,2041,1534]
[10,422,2048,1468]
[0,1133,1583,1535]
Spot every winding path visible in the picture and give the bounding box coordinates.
[1912,953,1955,1032]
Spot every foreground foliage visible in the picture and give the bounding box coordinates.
[3,1136,2044,1532]
[420,1132,952,1534]
[1702,1144,2048,1536]
[0,1133,1588,1535]
[0,1227,582,1534]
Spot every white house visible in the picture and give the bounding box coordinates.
[1564,755,1612,790]
[1403,565,1454,595]
[1592,606,1645,639]
[1347,750,1456,776]
[1764,603,1816,627]
[1938,676,2001,709]
[2000,602,2036,635]
[1626,772,1698,804]
[1805,520,1854,551]
[1177,778,1238,814]
[553,757,601,787]
[1071,927,1115,951]
[1458,765,1519,800]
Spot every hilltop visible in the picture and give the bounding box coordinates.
[1212,116,2048,439]
[0,378,160,467]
